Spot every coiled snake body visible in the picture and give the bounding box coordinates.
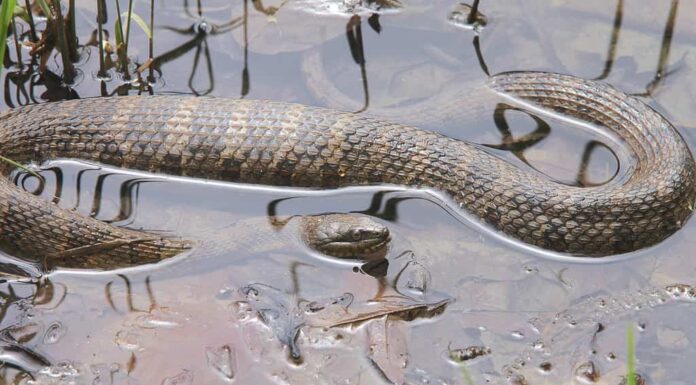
[0,72,694,267]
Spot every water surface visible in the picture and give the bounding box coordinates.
[1,1,696,384]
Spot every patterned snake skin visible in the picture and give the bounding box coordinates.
[0,72,694,268]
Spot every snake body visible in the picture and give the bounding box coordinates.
[0,72,693,266]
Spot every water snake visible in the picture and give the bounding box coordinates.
[0,72,693,266]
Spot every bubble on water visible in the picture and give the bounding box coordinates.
[637,321,647,332]
[531,340,546,351]
[114,330,142,351]
[522,265,539,274]
[31,361,84,385]
[665,284,696,301]
[573,361,600,383]
[618,373,645,385]
[134,311,183,329]
[596,298,607,308]
[537,361,552,374]
[162,369,194,385]
[511,330,525,340]
[291,0,403,17]
[44,322,66,345]
[206,344,236,381]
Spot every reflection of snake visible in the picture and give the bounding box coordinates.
[0,72,693,265]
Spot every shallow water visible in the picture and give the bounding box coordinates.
[1,0,696,384]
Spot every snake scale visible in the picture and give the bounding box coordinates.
[0,72,694,268]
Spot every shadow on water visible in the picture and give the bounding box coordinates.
[0,0,694,383]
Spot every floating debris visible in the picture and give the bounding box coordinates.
[366,316,409,384]
[447,345,491,363]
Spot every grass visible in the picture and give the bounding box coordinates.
[0,0,17,81]
[626,324,636,385]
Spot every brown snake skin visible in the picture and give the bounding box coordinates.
[0,72,694,268]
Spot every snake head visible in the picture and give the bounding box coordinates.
[300,214,390,260]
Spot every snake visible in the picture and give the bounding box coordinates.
[0,72,693,269]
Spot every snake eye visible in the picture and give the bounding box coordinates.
[351,229,362,240]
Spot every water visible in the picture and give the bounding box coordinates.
[1,0,696,383]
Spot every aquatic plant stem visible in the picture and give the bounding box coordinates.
[626,324,636,385]
[50,0,76,83]
[124,0,134,58]
[96,0,106,78]
[23,0,37,42]
[148,0,154,82]
[467,0,481,24]
[114,0,130,79]
[241,0,249,97]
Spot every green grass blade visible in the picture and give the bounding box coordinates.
[0,0,17,80]
[0,155,41,178]
[122,11,151,39]
[626,324,636,385]
[114,15,123,46]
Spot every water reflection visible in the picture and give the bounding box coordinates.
[594,0,623,80]
[0,278,66,381]
[634,0,680,96]
[0,0,694,383]
[154,1,244,96]
[345,15,369,112]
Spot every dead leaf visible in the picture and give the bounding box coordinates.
[366,316,409,385]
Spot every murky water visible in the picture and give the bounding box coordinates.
[1,0,696,384]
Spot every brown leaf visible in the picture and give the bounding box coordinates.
[366,316,408,385]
